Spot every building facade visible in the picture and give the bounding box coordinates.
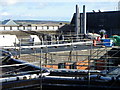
[71,11,120,36]
[0,19,64,31]
[118,1,120,11]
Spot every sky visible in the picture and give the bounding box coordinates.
[0,0,119,21]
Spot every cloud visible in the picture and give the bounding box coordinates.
[35,0,119,2]
[0,0,19,6]
[0,0,118,21]
[7,0,18,5]
[21,14,34,17]
[32,0,119,2]
[0,0,119,4]
[0,12,10,16]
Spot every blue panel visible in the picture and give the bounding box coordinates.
[102,39,113,47]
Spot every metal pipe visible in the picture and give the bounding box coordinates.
[75,5,80,41]
[83,5,86,35]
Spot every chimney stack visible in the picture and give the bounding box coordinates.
[75,4,80,40]
[81,5,86,35]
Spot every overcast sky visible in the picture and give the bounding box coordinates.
[0,0,119,21]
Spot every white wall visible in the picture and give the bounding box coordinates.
[37,26,42,30]
[5,27,10,30]
[29,35,41,44]
[48,26,54,30]
[31,26,36,30]
[19,26,23,30]
[54,26,59,30]
[0,25,59,31]
[0,27,4,30]
[25,26,31,31]
[43,26,47,30]
[12,27,18,30]
[0,35,19,46]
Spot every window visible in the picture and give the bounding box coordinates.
[42,26,44,29]
[47,26,49,29]
[10,26,12,30]
[23,26,25,30]
[17,26,19,30]
[4,26,5,30]
[35,26,37,30]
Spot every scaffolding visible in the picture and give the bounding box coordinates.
[1,35,120,77]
